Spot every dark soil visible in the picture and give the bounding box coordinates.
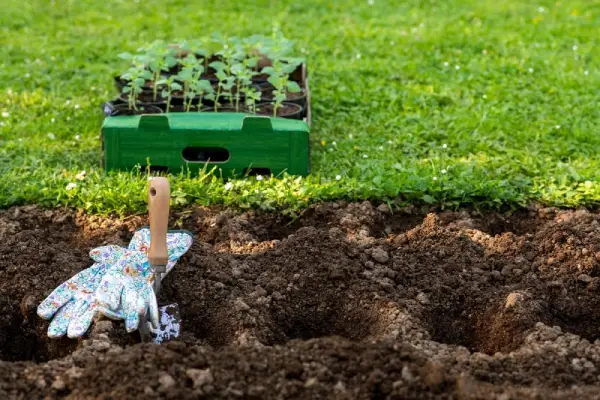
[119,91,166,105]
[260,86,306,101]
[110,104,163,116]
[256,102,303,118]
[3,203,600,398]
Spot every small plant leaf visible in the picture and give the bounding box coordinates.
[287,81,301,93]
[422,194,435,204]
[209,61,226,71]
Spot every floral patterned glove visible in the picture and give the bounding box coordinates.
[37,245,127,338]
[94,228,193,333]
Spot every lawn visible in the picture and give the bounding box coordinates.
[0,0,599,215]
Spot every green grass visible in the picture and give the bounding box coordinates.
[1,0,599,215]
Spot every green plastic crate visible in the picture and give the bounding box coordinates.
[101,112,310,177]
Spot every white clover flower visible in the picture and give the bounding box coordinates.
[75,135,80,140]
[378,146,384,150]
[75,170,86,180]
[51,117,55,123]
[483,94,488,99]
[363,154,368,158]
[443,62,449,67]
[74,104,80,109]
[349,134,353,139]
[66,182,77,191]
[433,176,438,181]
[442,143,448,149]
[572,45,578,51]
[256,175,263,181]
[528,68,534,73]
[356,53,361,59]
[538,6,545,12]
[555,125,561,129]
[335,175,342,181]
[0,122,5,127]
[368,0,374,5]
[455,65,460,70]
[224,182,234,191]
[584,70,589,76]
[47,132,56,140]
[25,73,30,78]
[1,112,9,118]
[332,141,337,146]
[441,169,447,174]
[65,100,71,105]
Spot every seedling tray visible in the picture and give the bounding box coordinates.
[101,63,311,177]
[103,63,311,125]
[101,112,310,177]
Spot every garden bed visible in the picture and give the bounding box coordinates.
[2,203,600,398]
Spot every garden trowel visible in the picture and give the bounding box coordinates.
[139,177,182,344]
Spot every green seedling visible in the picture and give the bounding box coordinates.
[207,60,235,111]
[144,40,178,102]
[120,59,152,110]
[177,39,211,71]
[176,55,204,111]
[262,58,303,116]
[231,57,258,112]
[243,86,261,114]
[190,79,214,112]
[207,34,246,111]
[262,31,296,62]
[157,76,182,112]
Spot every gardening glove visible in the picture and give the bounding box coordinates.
[37,245,128,338]
[94,228,193,332]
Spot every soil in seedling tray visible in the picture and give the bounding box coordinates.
[260,87,306,102]
[109,103,163,116]
[4,203,600,398]
[119,91,166,106]
[255,102,303,119]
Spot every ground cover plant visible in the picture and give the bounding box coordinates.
[1,0,600,215]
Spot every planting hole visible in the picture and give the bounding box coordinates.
[264,288,386,345]
[424,292,543,354]
[0,298,78,362]
[182,147,230,163]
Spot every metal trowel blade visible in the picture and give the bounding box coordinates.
[139,303,181,344]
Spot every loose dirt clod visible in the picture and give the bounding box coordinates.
[3,203,600,398]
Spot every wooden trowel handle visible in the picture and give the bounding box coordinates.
[148,177,170,266]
